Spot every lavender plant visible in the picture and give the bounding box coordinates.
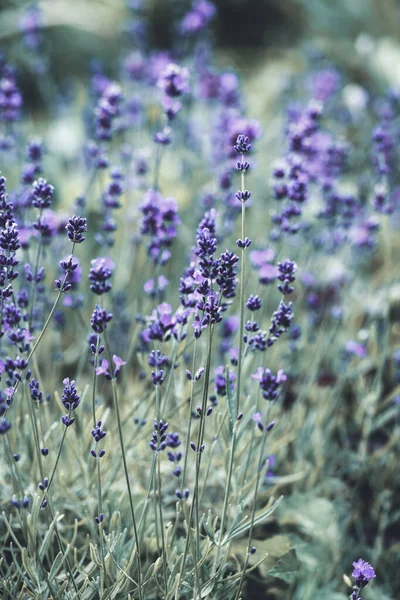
[1,1,399,599]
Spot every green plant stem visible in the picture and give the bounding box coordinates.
[155,382,168,596]
[233,425,270,600]
[178,326,214,598]
[91,334,107,598]
[214,164,248,577]
[236,165,247,414]
[28,223,43,330]
[104,331,144,600]
[180,337,198,489]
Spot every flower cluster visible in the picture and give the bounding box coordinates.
[61,378,81,427]
[252,367,287,401]
[139,190,180,265]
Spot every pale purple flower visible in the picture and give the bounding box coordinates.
[113,355,126,377]
[96,359,111,378]
[345,341,366,358]
[352,558,376,588]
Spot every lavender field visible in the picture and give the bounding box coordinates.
[0,1,399,598]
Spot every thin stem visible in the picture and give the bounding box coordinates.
[178,326,213,598]
[235,165,246,414]
[233,425,270,600]
[180,337,198,489]
[104,332,144,600]
[28,227,43,330]
[155,382,168,595]
[91,334,107,597]
[214,159,248,577]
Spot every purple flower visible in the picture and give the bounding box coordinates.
[268,300,294,345]
[252,411,264,431]
[258,263,277,285]
[61,378,81,411]
[139,190,180,265]
[88,257,114,295]
[66,216,87,244]
[234,134,251,154]
[0,73,22,122]
[246,295,262,311]
[252,367,287,401]
[216,250,239,299]
[149,419,169,452]
[180,0,216,35]
[94,82,122,141]
[352,559,376,588]
[157,64,189,98]
[91,306,113,334]
[277,259,297,295]
[113,355,126,377]
[91,420,107,443]
[345,341,366,358]
[96,360,111,379]
[143,275,169,297]
[149,350,168,385]
[214,365,236,396]
[32,178,54,209]
[29,379,42,403]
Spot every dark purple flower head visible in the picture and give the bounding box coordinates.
[352,559,376,588]
[88,257,114,295]
[28,379,42,403]
[91,306,113,334]
[195,227,218,279]
[268,298,293,339]
[0,220,21,252]
[148,349,169,368]
[246,295,262,311]
[252,367,287,401]
[92,420,107,442]
[60,255,78,273]
[26,139,43,163]
[139,190,180,265]
[61,378,81,411]
[234,134,251,154]
[66,216,87,244]
[149,419,169,452]
[32,178,53,209]
[216,250,239,299]
[277,259,297,295]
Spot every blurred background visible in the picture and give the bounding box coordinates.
[1,0,400,108]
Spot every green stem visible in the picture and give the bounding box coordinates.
[155,381,168,595]
[91,334,107,597]
[233,422,270,600]
[104,332,144,600]
[178,326,213,598]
